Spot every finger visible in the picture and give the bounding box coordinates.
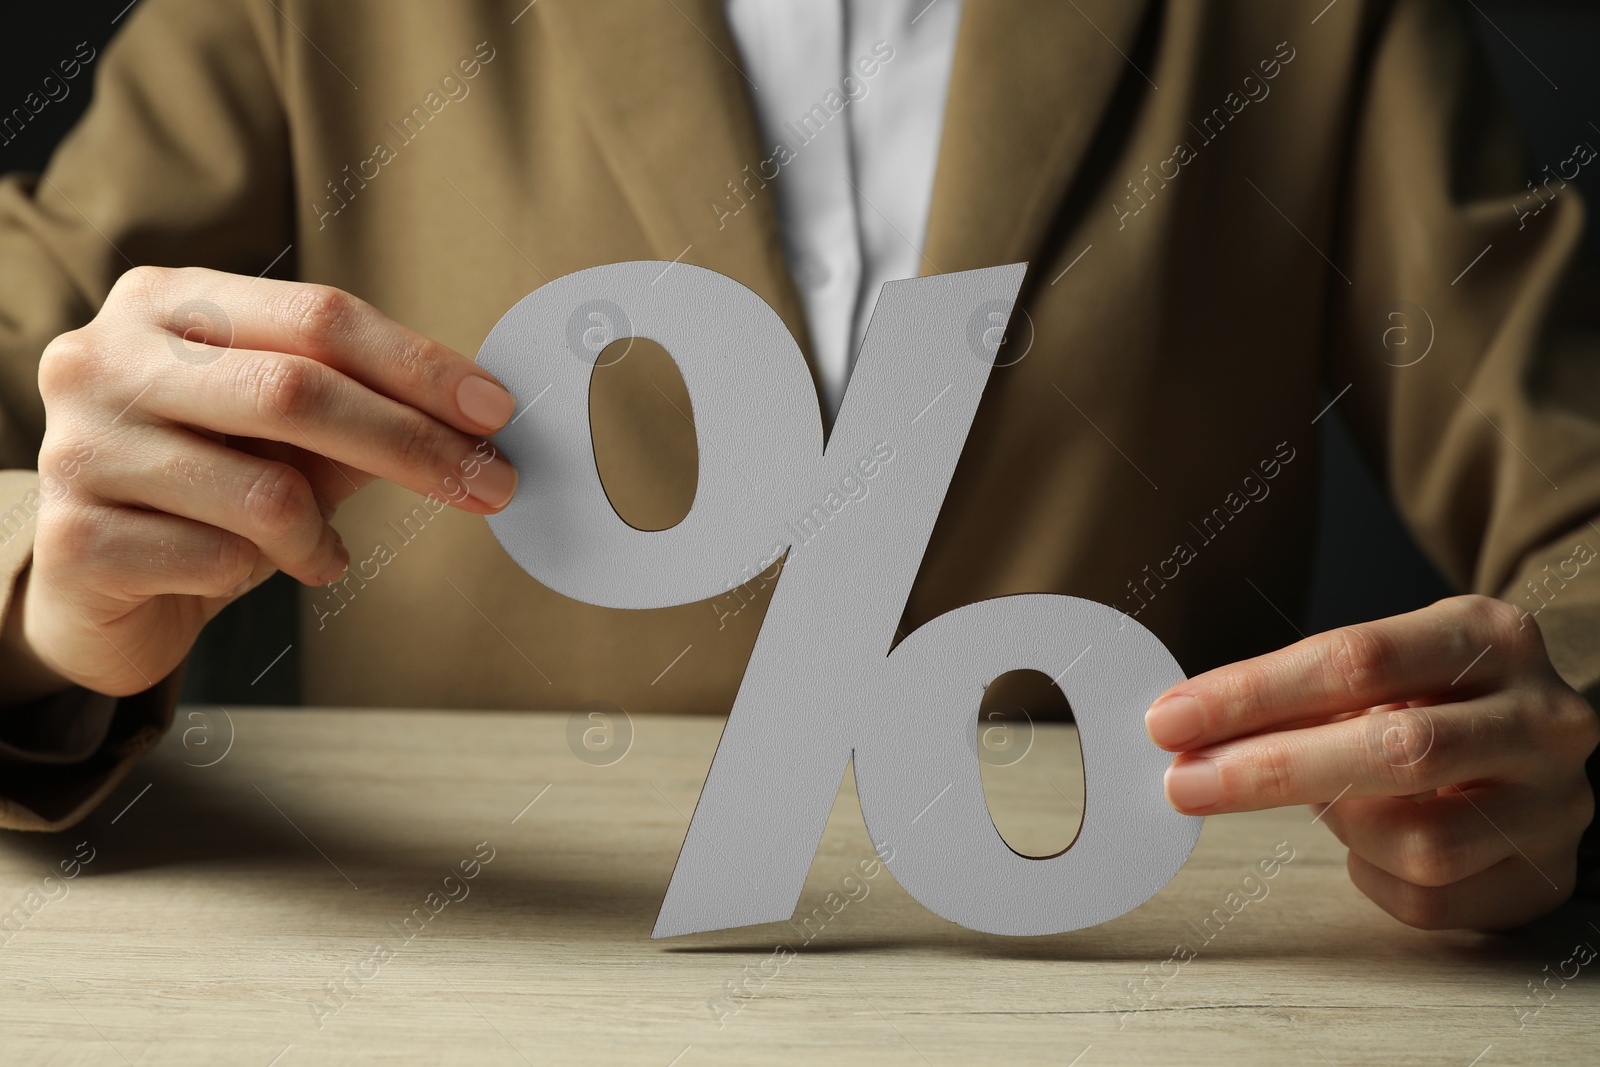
[135,266,519,435]
[230,436,373,516]
[1146,595,1533,750]
[81,428,350,586]
[1160,698,1535,814]
[1316,786,1568,888]
[49,502,264,602]
[1346,848,1575,930]
[139,346,517,511]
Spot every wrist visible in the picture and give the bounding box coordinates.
[0,565,76,708]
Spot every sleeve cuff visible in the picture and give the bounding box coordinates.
[0,667,182,832]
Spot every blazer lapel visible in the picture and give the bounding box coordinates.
[539,0,1158,375]
[924,0,1158,276]
[538,0,812,355]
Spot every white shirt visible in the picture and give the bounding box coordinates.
[723,0,963,419]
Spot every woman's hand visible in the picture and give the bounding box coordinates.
[1146,594,1599,929]
[17,265,519,699]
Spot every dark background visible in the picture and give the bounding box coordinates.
[1,1,1596,704]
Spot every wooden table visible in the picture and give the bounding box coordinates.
[1,708,1595,1065]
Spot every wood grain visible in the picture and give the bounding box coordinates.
[0,708,1594,1065]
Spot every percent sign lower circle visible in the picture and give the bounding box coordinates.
[477,261,1201,937]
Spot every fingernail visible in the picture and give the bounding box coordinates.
[1146,694,1205,748]
[1165,760,1222,810]
[467,452,518,509]
[457,376,517,431]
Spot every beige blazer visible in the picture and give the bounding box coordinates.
[1,0,1597,831]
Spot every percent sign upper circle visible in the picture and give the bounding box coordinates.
[478,262,824,611]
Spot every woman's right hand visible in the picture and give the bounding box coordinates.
[14,265,520,699]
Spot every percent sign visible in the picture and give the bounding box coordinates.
[478,262,1200,937]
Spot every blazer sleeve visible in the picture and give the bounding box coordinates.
[1325,0,1600,890]
[0,0,291,829]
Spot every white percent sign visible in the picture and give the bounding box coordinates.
[479,261,1200,937]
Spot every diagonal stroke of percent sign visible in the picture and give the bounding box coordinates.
[650,265,1035,935]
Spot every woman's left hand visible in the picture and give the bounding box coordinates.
[1146,594,1599,929]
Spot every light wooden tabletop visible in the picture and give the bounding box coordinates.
[0,707,1594,1065]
